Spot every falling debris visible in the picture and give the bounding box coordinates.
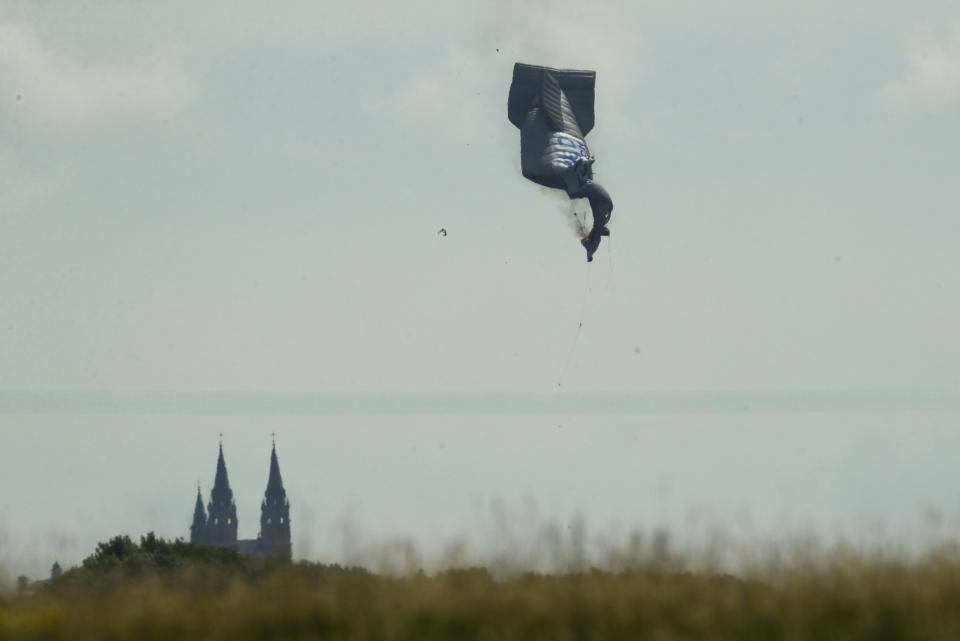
[437,228,448,237]
[507,63,613,261]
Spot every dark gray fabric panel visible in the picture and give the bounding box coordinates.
[507,63,595,135]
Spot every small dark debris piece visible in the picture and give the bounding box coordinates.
[437,228,448,236]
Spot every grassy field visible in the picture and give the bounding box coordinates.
[4,536,960,640]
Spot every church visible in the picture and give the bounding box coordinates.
[190,440,291,559]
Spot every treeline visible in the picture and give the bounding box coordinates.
[41,532,372,595]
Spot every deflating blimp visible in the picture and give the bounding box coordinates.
[508,62,613,261]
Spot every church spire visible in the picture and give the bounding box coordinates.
[212,443,230,500]
[259,438,291,559]
[265,438,285,498]
[190,484,207,545]
[205,441,238,549]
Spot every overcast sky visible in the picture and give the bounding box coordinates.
[2,1,960,579]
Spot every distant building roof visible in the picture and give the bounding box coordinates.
[236,539,260,556]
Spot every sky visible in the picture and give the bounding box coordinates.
[1,0,960,579]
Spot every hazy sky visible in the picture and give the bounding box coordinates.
[2,1,959,579]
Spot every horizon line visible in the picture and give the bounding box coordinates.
[1,388,960,415]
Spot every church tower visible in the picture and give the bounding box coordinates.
[190,485,207,545]
[205,442,238,549]
[258,439,291,559]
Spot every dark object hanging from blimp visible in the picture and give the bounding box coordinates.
[508,62,613,262]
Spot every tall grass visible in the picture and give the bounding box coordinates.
[4,539,960,640]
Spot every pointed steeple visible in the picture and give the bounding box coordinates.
[211,443,232,504]
[259,438,291,559]
[190,484,207,545]
[205,441,238,549]
[265,439,286,500]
